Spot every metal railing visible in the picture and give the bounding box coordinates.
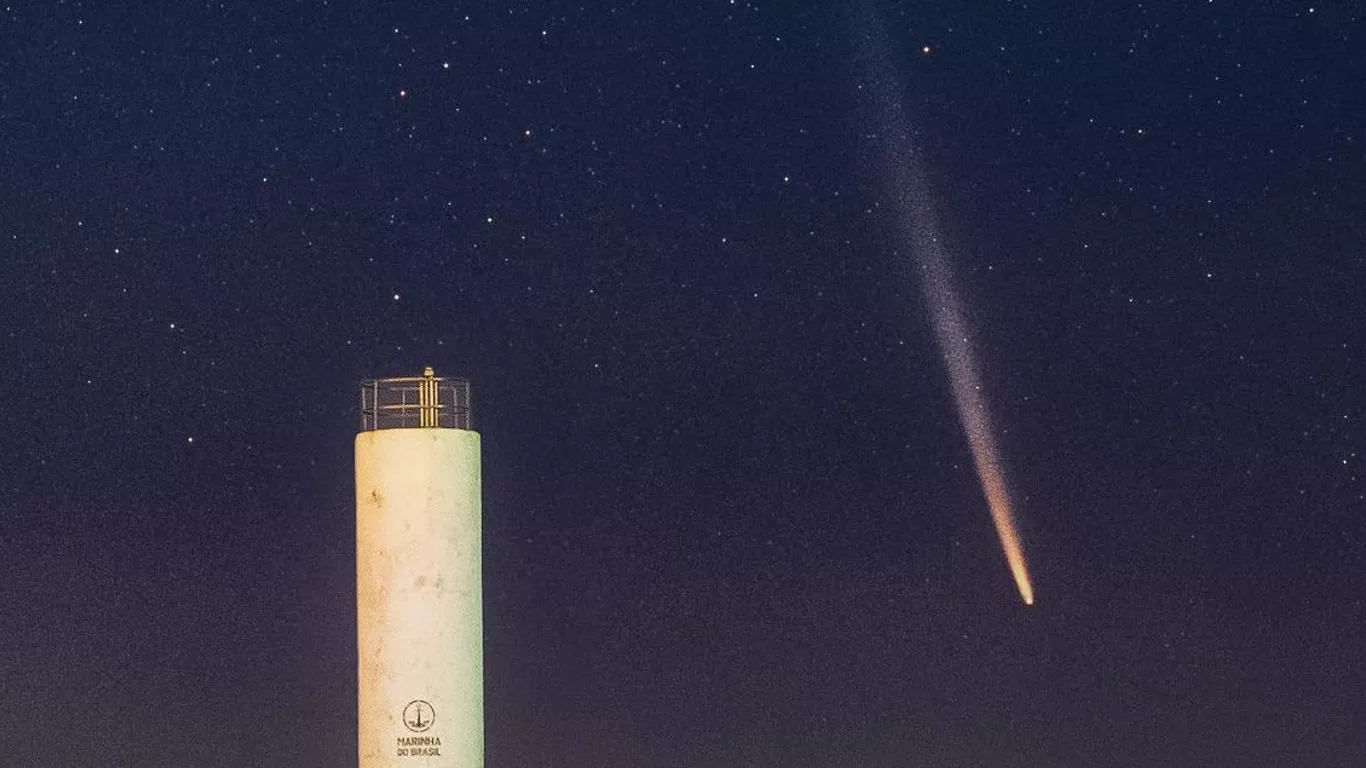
[359,367,472,431]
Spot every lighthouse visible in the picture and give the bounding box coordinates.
[356,368,482,766]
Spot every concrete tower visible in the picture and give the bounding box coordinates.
[356,368,482,766]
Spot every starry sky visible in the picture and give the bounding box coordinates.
[2,1,1364,766]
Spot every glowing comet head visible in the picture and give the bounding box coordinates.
[961,385,1035,607]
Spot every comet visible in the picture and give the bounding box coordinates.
[856,9,1035,605]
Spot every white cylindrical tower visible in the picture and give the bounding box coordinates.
[356,368,482,767]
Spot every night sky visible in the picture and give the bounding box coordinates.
[3,1,1364,765]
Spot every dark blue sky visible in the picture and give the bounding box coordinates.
[3,1,1364,765]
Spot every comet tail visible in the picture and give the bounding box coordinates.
[858,10,1035,605]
